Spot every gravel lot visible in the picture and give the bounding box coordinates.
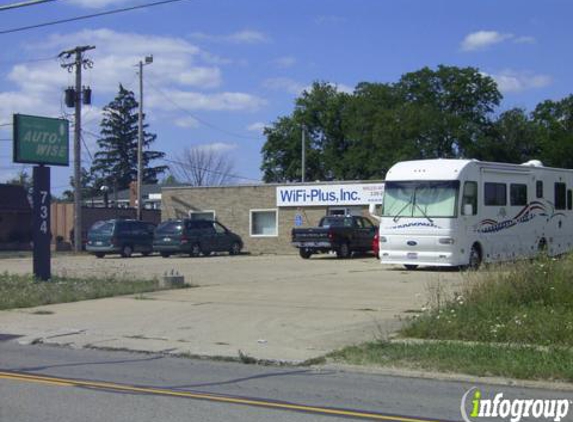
[0,253,463,362]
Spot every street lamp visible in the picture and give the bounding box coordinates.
[137,55,153,220]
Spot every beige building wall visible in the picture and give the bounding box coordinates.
[162,183,379,255]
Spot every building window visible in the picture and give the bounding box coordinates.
[536,180,543,199]
[510,184,527,206]
[484,183,506,206]
[250,209,278,237]
[555,183,566,210]
[189,211,215,221]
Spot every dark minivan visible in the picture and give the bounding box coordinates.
[86,219,155,258]
[153,219,243,257]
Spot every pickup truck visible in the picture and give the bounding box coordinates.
[291,215,378,259]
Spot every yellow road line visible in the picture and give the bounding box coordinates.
[0,370,444,422]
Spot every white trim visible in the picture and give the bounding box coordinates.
[188,210,216,220]
[249,208,278,237]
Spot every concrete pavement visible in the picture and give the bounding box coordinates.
[0,254,463,362]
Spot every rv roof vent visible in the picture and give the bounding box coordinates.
[521,160,544,167]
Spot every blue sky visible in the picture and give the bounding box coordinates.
[0,0,570,195]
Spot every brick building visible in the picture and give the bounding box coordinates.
[161,181,384,254]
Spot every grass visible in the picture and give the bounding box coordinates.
[0,272,187,310]
[328,341,573,382]
[329,255,573,381]
[403,255,573,346]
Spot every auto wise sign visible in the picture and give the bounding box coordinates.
[13,114,69,166]
[276,183,384,207]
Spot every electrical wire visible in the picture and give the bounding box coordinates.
[0,0,56,11]
[0,0,191,35]
[145,79,263,141]
[0,56,57,67]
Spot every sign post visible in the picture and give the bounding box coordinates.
[32,166,51,280]
[13,114,69,281]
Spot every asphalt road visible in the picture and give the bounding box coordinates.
[1,343,571,422]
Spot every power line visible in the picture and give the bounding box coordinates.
[0,55,56,67]
[161,157,261,183]
[145,79,263,141]
[0,0,191,35]
[0,0,56,11]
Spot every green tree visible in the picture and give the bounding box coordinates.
[260,66,503,182]
[532,95,573,168]
[90,84,167,191]
[62,167,100,202]
[6,169,32,191]
[395,65,502,158]
[261,82,350,182]
[472,108,540,163]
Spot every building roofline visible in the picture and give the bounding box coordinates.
[162,180,385,192]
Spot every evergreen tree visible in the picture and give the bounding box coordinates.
[90,84,167,191]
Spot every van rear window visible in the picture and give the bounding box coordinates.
[91,222,114,235]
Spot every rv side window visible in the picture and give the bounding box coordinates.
[461,181,477,215]
[555,183,566,210]
[484,183,506,206]
[536,181,543,198]
[568,190,573,211]
[510,184,527,206]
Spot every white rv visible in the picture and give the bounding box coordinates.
[373,159,573,269]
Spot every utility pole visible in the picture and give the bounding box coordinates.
[301,125,306,183]
[59,45,95,252]
[137,55,153,220]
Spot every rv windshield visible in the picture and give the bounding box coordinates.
[382,181,460,218]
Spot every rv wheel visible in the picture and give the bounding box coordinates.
[404,265,418,270]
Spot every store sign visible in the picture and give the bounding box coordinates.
[13,114,69,166]
[277,183,384,207]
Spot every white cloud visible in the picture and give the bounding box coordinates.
[190,29,269,44]
[67,0,134,8]
[148,90,266,112]
[332,83,354,94]
[262,77,306,95]
[460,30,536,51]
[247,122,266,133]
[0,28,265,129]
[461,31,513,51]
[315,15,346,25]
[486,70,552,93]
[194,142,237,153]
[263,78,353,96]
[273,56,296,68]
[177,67,222,88]
[514,36,536,44]
[174,116,199,128]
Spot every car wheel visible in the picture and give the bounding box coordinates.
[229,242,241,255]
[121,245,133,258]
[336,243,351,259]
[160,252,171,258]
[404,264,418,270]
[468,244,482,270]
[142,251,151,257]
[95,252,105,259]
[190,243,201,257]
[299,248,312,259]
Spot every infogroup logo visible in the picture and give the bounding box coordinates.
[461,387,571,422]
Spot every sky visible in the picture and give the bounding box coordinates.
[0,0,571,195]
